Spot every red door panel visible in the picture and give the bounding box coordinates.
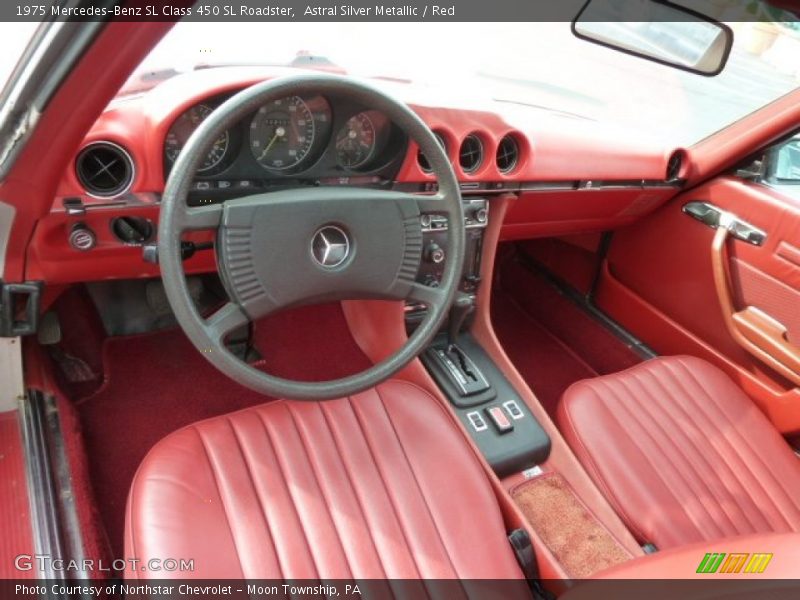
[596,175,800,432]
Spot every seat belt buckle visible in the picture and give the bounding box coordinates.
[508,528,555,600]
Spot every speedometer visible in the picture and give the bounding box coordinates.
[164,104,229,173]
[249,96,316,171]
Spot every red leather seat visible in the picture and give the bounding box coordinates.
[125,380,526,580]
[558,355,800,550]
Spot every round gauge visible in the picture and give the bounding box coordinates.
[165,104,229,173]
[336,112,377,169]
[249,96,316,171]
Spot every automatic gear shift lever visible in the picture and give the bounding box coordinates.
[427,291,490,398]
[447,292,475,351]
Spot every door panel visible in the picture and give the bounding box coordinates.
[597,175,800,432]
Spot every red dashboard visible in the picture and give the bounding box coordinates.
[26,67,682,285]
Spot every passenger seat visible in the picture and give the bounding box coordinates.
[557,355,800,550]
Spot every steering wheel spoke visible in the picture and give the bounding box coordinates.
[203,302,249,343]
[179,203,224,231]
[415,192,451,216]
[407,281,448,307]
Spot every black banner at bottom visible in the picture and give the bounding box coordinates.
[3,579,800,600]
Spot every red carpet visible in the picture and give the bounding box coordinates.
[0,413,34,579]
[75,302,371,557]
[492,256,641,419]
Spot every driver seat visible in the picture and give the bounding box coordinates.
[124,380,526,581]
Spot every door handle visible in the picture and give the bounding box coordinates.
[683,201,766,246]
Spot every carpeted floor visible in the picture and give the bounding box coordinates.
[75,302,372,557]
[491,254,642,419]
[0,412,34,579]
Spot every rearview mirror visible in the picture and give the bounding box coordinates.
[572,0,733,76]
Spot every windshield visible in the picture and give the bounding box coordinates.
[0,22,40,87]
[128,17,800,148]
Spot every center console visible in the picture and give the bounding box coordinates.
[408,197,551,477]
[405,196,488,316]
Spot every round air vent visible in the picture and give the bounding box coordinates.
[459,134,484,174]
[417,132,447,173]
[666,150,684,182]
[75,142,134,198]
[496,135,520,174]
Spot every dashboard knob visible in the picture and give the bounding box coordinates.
[425,242,445,264]
[420,213,433,228]
[475,207,488,224]
[112,216,153,245]
[68,223,96,252]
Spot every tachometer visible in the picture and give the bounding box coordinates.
[165,104,229,173]
[336,112,377,169]
[249,96,317,171]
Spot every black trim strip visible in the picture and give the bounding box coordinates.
[20,390,88,590]
[393,178,682,196]
[20,391,66,582]
[519,179,681,191]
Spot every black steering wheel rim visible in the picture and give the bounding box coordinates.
[158,74,464,400]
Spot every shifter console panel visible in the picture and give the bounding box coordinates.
[421,334,551,477]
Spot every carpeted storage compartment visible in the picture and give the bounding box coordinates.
[511,473,632,578]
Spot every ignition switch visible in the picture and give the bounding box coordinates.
[425,242,445,264]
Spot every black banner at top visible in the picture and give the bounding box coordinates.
[4,0,800,22]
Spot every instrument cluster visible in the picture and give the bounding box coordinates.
[163,92,406,185]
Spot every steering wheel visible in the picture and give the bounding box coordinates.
[158,74,465,400]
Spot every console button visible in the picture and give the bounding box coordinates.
[503,400,525,420]
[466,411,488,432]
[485,405,513,434]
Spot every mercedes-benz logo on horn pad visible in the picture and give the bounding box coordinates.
[311,226,351,268]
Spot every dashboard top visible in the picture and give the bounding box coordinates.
[56,66,681,203]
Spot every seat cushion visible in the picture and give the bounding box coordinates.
[558,355,800,550]
[125,380,525,580]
